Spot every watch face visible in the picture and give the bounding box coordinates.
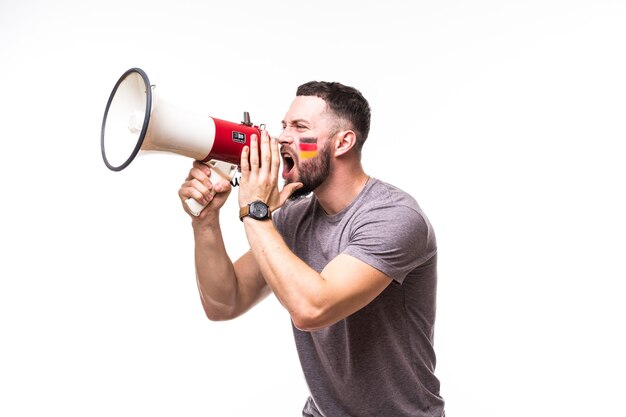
[250,201,269,219]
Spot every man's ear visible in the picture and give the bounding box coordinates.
[334,130,357,157]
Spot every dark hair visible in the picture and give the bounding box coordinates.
[296,81,371,153]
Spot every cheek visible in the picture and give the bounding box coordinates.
[298,138,319,159]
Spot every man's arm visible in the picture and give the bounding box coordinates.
[180,161,270,321]
[193,223,271,321]
[242,218,392,331]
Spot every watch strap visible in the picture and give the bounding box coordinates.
[239,205,250,221]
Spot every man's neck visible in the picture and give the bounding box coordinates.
[314,165,370,216]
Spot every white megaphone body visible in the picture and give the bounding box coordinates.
[101,67,263,216]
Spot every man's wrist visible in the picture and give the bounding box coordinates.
[239,200,272,222]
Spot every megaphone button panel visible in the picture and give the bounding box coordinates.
[208,117,261,166]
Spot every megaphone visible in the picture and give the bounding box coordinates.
[101,67,263,216]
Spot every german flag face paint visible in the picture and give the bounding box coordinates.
[299,137,318,159]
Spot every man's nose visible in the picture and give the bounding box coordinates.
[278,130,294,145]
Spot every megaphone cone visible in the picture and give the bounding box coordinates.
[101,68,263,215]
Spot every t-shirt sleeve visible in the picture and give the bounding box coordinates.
[342,204,436,284]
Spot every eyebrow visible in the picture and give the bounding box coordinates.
[281,118,310,127]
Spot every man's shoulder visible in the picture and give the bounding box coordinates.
[357,179,434,241]
[361,178,421,213]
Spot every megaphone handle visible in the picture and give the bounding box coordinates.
[185,195,211,217]
[185,160,238,216]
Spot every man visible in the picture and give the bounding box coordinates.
[178,82,445,417]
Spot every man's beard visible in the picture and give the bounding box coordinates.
[286,141,332,200]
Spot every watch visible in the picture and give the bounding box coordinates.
[239,200,272,221]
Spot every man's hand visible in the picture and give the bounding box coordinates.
[178,160,232,221]
[239,129,302,212]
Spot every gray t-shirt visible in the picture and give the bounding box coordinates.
[274,178,445,417]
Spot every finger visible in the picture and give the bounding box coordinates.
[260,130,272,170]
[179,181,211,206]
[187,166,210,184]
[192,160,211,176]
[194,177,215,200]
[240,145,250,182]
[208,170,233,194]
[213,178,233,194]
[270,133,280,180]
[192,178,213,197]
[249,134,260,171]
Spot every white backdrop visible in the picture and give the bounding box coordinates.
[1,1,625,416]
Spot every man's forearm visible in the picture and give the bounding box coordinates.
[242,218,328,329]
[193,221,240,320]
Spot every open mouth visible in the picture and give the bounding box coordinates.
[281,151,296,178]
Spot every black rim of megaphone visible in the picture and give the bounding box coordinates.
[101,67,152,171]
